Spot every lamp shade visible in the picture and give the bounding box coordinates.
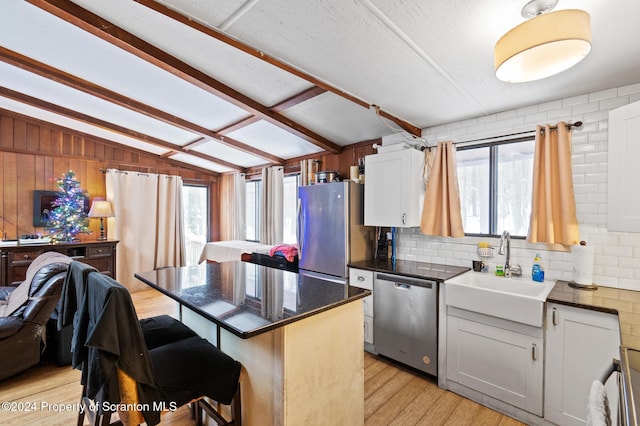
[495,9,591,83]
[88,199,114,218]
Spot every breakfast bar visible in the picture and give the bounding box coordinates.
[135,261,370,426]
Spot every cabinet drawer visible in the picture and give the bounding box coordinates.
[10,249,44,262]
[364,315,374,344]
[349,268,373,290]
[87,246,112,257]
[81,258,112,276]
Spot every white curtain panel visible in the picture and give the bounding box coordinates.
[220,173,246,241]
[105,169,185,291]
[156,175,185,268]
[260,166,284,245]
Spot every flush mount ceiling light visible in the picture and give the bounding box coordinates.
[494,0,592,83]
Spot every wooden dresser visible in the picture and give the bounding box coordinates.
[0,240,118,287]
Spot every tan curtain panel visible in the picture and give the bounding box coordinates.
[219,173,246,241]
[105,169,185,291]
[527,122,579,245]
[260,166,284,244]
[420,141,465,237]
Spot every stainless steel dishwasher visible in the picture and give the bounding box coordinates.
[374,273,438,376]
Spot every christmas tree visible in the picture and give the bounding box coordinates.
[47,171,91,242]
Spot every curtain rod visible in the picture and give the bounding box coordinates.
[540,120,583,132]
[452,121,583,145]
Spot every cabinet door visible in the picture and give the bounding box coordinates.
[364,149,423,227]
[608,100,640,231]
[545,303,620,426]
[447,314,543,415]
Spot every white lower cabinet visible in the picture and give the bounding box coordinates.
[446,307,544,416]
[349,268,375,350]
[545,303,621,426]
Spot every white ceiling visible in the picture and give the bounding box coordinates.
[1,0,639,174]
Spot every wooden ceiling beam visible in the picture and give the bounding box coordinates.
[270,86,327,113]
[134,0,422,137]
[28,0,343,153]
[0,45,283,165]
[0,86,243,172]
[215,86,327,136]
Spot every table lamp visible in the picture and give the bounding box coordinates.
[88,198,114,241]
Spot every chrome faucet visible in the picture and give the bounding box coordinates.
[498,230,522,278]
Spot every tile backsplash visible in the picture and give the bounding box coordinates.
[390,82,640,291]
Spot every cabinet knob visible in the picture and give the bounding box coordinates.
[357,276,365,281]
[402,213,406,225]
[552,307,558,326]
[532,343,538,361]
[23,254,30,259]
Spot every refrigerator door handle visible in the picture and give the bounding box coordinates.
[297,199,304,259]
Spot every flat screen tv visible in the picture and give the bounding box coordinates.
[33,190,90,227]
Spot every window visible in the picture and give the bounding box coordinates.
[457,138,535,237]
[182,184,209,265]
[246,180,261,241]
[245,175,299,244]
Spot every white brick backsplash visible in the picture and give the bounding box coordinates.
[539,99,563,111]
[620,256,640,269]
[516,105,539,116]
[585,193,606,204]
[619,279,640,292]
[396,82,640,290]
[600,96,629,111]
[546,107,573,121]
[589,88,618,102]
[563,94,589,107]
[572,102,599,115]
[620,235,640,246]
[602,266,633,279]
[618,83,640,96]
[584,110,610,123]
[584,151,607,164]
[573,183,599,194]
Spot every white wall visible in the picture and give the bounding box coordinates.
[395,82,640,291]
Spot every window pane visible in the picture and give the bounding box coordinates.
[283,175,298,244]
[246,181,259,241]
[496,141,534,236]
[182,185,208,266]
[457,147,490,234]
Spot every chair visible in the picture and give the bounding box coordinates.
[70,270,241,426]
[58,261,199,369]
[0,253,71,381]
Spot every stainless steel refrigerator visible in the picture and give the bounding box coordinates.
[297,181,372,280]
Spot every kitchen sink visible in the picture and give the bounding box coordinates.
[445,271,556,327]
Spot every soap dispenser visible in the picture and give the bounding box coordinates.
[532,253,545,282]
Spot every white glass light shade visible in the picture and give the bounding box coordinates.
[88,200,114,218]
[495,9,591,83]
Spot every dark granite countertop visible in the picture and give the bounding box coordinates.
[348,259,470,282]
[135,262,370,339]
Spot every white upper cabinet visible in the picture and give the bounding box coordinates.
[608,100,640,232]
[364,148,424,227]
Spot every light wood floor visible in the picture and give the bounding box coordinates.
[0,289,525,425]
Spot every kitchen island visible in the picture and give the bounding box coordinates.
[135,261,370,426]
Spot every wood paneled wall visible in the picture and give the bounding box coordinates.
[0,109,219,241]
[246,139,378,180]
[1,108,377,242]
